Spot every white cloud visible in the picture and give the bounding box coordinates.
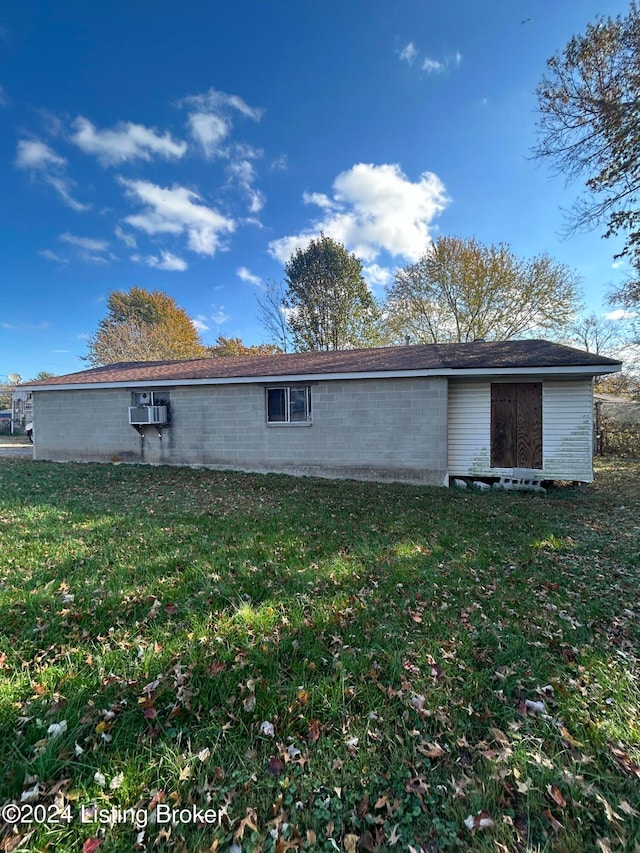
[271,154,288,171]
[192,315,210,333]
[228,157,264,212]
[180,87,263,159]
[210,304,231,325]
[180,87,264,122]
[179,88,266,212]
[399,42,462,75]
[0,84,8,106]
[399,42,418,64]
[119,178,235,256]
[302,191,336,210]
[60,232,109,252]
[45,176,89,212]
[606,308,638,321]
[362,263,394,287]
[71,117,187,166]
[15,139,65,170]
[39,249,68,264]
[611,259,626,270]
[114,225,137,249]
[269,163,448,264]
[132,250,188,271]
[422,57,445,73]
[187,112,229,158]
[57,232,112,264]
[237,266,262,286]
[15,139,89,211]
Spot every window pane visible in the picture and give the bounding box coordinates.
[289,388,309,421]
[267,388,286,422]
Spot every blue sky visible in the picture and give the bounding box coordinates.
[0,0,633,381]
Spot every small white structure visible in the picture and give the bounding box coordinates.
[10,388,33,434]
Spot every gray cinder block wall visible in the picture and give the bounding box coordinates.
[32,377,448,485]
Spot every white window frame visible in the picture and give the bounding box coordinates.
[266,386,312,426]
[131,390,170,406]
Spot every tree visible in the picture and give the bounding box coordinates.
[283,235,384,351]
[0,374,22,410]
[206,336,281,357]
[86,287,206,366]
[534,3,640,295]
[386,236,581,343]
[563,311,640,394]
[31,371,56,381]
[566,312,624,354]
[256,280,293,353]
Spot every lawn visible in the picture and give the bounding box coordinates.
[0,458,638,852]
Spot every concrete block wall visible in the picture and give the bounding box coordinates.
[33,389,140,463]
[33,376,449,485]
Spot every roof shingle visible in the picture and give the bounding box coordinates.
[21,340,622,388]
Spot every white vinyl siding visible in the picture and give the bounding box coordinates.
[448,379,594,481]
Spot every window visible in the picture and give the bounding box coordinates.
[490,382,542,469]
[266,386,311,424]
[131,391,170,406]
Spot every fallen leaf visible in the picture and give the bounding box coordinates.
[547,785,566,808]
[417,741,445,759]
[233,807,258,840]
[464,811,494,831]
[266,756,284,776]
[82,840,102,853]
[557,725,583,748]
[410,694,425,711]
[343,834,359,853]
[148,790,165,811]
[610,745,640,778]
[345,736,359,753]
[47,721,68,739]
[619,799,639,817]
[358,830,376,852]
[489,728,510,746]
[20,784,40,803]
[259,720,275,737]
[109,772,124,790]
[0,832,34,852]
[544,808,563,833]
[307,719,321,743]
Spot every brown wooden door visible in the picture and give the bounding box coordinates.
[491,384,517,468]
[491,382,542,469]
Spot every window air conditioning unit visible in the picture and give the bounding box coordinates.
[128,405,168,425]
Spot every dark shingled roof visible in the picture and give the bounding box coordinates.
[21,340,622,387]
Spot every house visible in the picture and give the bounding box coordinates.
[594,392,640,426]
[19,340,621,486]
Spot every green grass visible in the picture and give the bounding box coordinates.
[0,458,638,852]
